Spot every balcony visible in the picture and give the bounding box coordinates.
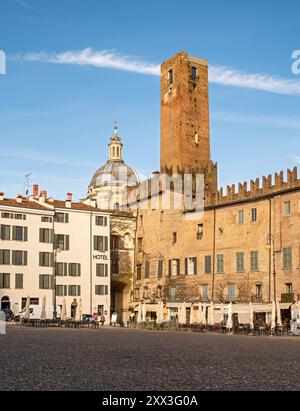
[281,293,295,303]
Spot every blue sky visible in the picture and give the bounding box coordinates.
[1,0,300,200]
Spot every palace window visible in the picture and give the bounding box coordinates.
[283,201,291,217]
[0,225,10,240]
[95,216,108,226]
[39,252,53,267]
[197,224,204,240]
[286,283,293,294]
[144,261,150,278]
[13,250,28,266]
[185,257,197,275]
[56,262,68,277]
[95,285,108,296]
[256,284,262,301]
[169,259,180,277]
[169,287,176,302]
[236,252,244,273]
[0,273,10,289]
[12,226,28,242]
[251,208,257,222]
[39,228,53,244]
[15,273,23,289]
[237,210,244,224]
[54,234,70,251]
[172,232,177,245]
[217,254,224,273]
[39,274,52,290]
[227,284,236,301]
[68,263,81,277]
[96,264,108,277]
[205,255,211,274]
[68,285,81,297]
[136,265,142,280]
[283,247,292,269]
[191,67,197,81]
[54,212,69,223]
[0,250,10,265]
[250,251,259,272]
[202,285,209,301]
[168,69,173,86]
[94,236,108,252]
[158,260,163,278]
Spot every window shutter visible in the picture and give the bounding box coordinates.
[65,214,69,223]
[12,226,16,241]
[194,257,197,275]
[66,235,70,251]
[185,258,188,275]
[77,285,81,296]
[24,227,28,242]
[24,251,28,266]
[168,260,172,277]
[105,236,108,251]
[177,259,180,276]
[39,275,43,289]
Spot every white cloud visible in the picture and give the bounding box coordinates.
[19,48,160,76]
[213,111,300,130]
[13,48,300,95]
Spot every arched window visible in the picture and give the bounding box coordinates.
[113,147,115,157]
[195,132,199,145]
[117,147,119,157]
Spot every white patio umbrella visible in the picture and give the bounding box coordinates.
[226,302,233,330]
[249,302,254,329]
[24,296,30,320]
[276,300,282,327]
[208,302,215,325]
[137,302,142,323]
[271,300,276,329]
[76,299,82,321]
[142,302,147,322]
[61,299,67,321]
[40,296,46,321]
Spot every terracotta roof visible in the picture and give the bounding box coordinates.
[0,198,50,211]
[47,200,111,213]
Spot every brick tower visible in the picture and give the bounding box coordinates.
[160,51,217,202]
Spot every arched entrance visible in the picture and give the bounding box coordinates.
[70,300,77,319]
[1,296,10,310]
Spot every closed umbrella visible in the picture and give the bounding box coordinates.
[40,296,46,321]
[24,296,30,320]
[249,302,254,329]
[61,299,67,321]
[276,300,282,327]
[219,303,225,324]
[142,302,146,322]
[208,302,215,325]
[157,300,164,324]
[137,302,142,323]
[271,300,276,329]
[76,299,82,321]
[201,303,207,325]
[226,302,233,330]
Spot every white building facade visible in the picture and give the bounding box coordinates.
[0,189,111,320]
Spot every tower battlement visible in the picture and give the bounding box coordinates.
[217,167,300,204]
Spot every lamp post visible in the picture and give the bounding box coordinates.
[266,234,277,329]
[53,247,62,320]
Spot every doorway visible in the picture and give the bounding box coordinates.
[1,296,10,310]
[70,300,77,318]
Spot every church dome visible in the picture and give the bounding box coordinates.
[88,125,139,192]
[89,160,139,189]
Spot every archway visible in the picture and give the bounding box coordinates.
[70,300,77,319]
[1,296,10,310]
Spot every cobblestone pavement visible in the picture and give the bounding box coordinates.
[1,326,300,391]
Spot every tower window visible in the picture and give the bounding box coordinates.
[191,67,197,81]
[113,147,115,157]
[195,132,199,145]
[168,69,173,86]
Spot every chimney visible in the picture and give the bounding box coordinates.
[39,190,47,203]
[16,194,22,204]
[0,192,4,201]
[67,193,73,202]
[33,184,39,199]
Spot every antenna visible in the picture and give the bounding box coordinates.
[23,173,32,197]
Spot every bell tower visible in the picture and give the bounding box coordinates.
[160,52,212,174]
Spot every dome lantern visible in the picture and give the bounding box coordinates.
[108,124,123,161]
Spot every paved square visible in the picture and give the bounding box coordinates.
[1,327,300,391]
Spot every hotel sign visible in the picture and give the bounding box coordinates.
[93,253,108,261]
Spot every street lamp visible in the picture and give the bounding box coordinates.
[53,247,62,320]
[265,234,277,329]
